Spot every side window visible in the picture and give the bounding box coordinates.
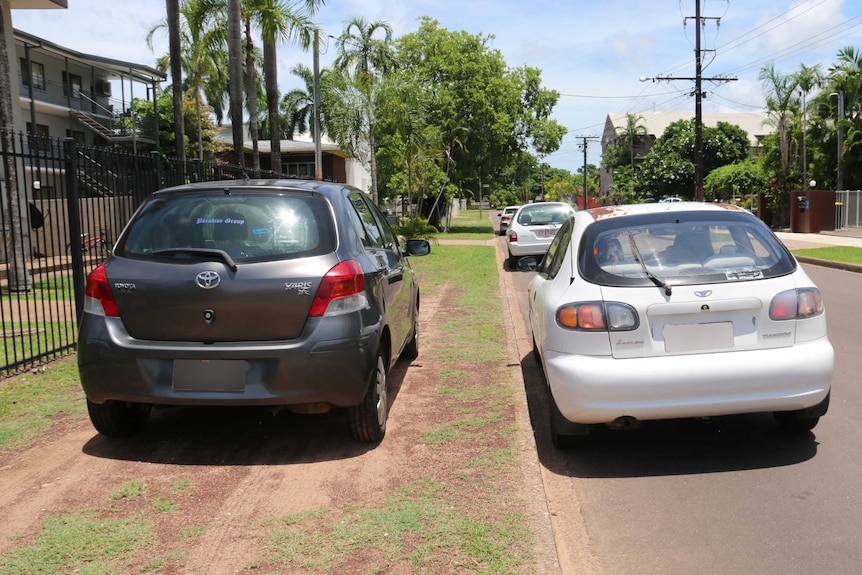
[348,192,384,248]
[543,219,573,280]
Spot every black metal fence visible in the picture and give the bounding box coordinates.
[0,129,291,376]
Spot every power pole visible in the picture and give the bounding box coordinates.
[577,136,599,209]
[640,0,736,202]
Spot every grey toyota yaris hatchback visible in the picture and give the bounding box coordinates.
[77,179,430,442]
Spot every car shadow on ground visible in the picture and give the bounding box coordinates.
[519,352,819,479]
[80,359,411,466]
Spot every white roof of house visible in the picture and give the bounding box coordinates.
[604,111,774,147]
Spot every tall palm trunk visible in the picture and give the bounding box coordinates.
[166,0,185,162]
[264,38,280,174]
[227,0,245,169]
[0,1,30,291]
[244,17,260,173]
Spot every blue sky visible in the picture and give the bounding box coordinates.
[10,0,862,172]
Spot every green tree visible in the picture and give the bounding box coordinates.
[334,16,396,202]
[638,119,751,200]
[703,159,767,203]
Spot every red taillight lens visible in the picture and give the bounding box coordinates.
[508,230,518,243]
[770,288,824,320]
[556,302,638,331]
[309,260,367,317]
[84,263,120,317]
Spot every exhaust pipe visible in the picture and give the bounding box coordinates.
[606,416,640,430]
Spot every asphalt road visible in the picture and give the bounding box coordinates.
[498,230,862,575]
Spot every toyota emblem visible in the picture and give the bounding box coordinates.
[195,271,221,289]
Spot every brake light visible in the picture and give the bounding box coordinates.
[556,302,638,331]
[508,230,518,243]
[769,288,823,320]
[309,260,368,317]
[84,263,120,317]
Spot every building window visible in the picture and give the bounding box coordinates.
[63,72,82,98]
[284,162,314,178]
[20,59,45,90]
[66,130,86,145]
[26,123,50,152]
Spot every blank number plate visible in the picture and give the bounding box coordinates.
[173,359,249,392]
[664,322,733,353]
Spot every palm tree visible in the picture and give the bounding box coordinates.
[166,0,186,161]
[148,0,227,161]
[278,63,329,138]
[251,0,322,174]
[335,17,396,203]
[759,62,800,179]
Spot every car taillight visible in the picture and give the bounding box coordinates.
[309,260,369,317]
[769,288,824,320]
[84,263,120,317]
[508,230,518,243]
[556,302,639,331]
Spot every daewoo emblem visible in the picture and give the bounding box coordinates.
[694,290,713,298]
[195,271,221,289]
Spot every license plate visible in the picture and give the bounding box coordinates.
[663,322,733,353]
[173,359,249,391]
[535,228,557,238]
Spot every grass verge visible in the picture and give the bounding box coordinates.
[0,355,83,452]
[791,245,862,264]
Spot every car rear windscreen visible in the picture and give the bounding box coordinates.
[119,191,336,262]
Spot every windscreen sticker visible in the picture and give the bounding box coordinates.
[725,269,763,280]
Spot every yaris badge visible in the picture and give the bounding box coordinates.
[196,271,221,289]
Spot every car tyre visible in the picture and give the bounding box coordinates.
[506,255,519,271]
[87,399,151,437]
[549,390,590,449]
[348,350,388,442]
[774,391,829,433]
[402,317,419,360]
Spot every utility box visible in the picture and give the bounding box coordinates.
[789,189,836,234]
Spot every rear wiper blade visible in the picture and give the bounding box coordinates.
[152,248,238,272]
[626,231,672,296]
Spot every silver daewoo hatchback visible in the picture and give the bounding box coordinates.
[521,202,833,448]
[77,179,430,442]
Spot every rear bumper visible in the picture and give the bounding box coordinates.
[507,240,551,257]
[78,314,378,407]
[544,337,834,424]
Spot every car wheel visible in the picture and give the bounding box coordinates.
[348,350,388,442]
[774,391,829,433]
[549,391,590,449]
[774,410,820,433]
[402,317,419,360]
[86,399,151,437]
[506,255,519,271]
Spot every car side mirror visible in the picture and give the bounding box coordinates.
[405,238,431,256]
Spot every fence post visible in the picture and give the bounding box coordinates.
[151,151,163,190]
[64,137,86,324]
